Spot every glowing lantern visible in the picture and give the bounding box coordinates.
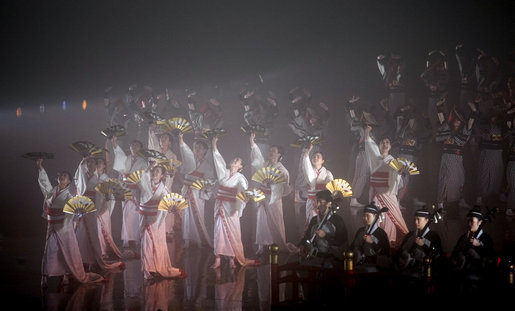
[82,100,87,111]
[62,100,67,111]
[16,107,22,118]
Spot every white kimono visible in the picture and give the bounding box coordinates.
[301,153,334,228]
[148,127,179,235]
[212,149,254,266]
[137,170,181,279]
[365,137,409,245]
[113,144,148,244]
[38,168,104,283]
[251,144,298,253]
[75,160,124,268]
[180,141,215,248]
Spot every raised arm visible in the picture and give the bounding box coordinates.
[37,159,53,198]
[212,136,228,181]
[178,132,196,174]
[111,136,128,174]
[249,132,264,170]
[364,125,384,173]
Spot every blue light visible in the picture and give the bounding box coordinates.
[62,100,67,111]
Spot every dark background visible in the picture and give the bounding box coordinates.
[1,0,514,234]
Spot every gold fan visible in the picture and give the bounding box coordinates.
[21,152,54,160]
[236,188,266,203]
[100,124,126,138]
[201,128,227,139]
[251,167,287,186]
[63,196,96,216]
[290,135,322,148]
[241,124,266,135]
[191,178,216,191]
[137,149,168,162]
[158,158,182,174]
[326,179,353,198]
[158,193,188,212]
[389,158,420,175]
[157,117,193,135]
[70,141,104,157]
[126,170,145,185]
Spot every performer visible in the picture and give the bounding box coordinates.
[148,124,180,240]
[37,158,104,287]
[473,108,505,206]
[112,136,148,257]
[249,132,297,255]
[450,207,496,279]
[136,164,186,280]
[350,202,391,271]
[435,99,477,211]
[300,143,333,233]
[211,136,260,268]
[455,44,478,115]
[93,158,124,260]
[397,207,444,275]
[420,49,450,135]
[364,125,409,248]
[74,156,124,270]
[178,132,215,249]
[345,95,369,209]
[298,189,347,269]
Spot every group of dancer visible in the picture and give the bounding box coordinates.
[35,43,515,290]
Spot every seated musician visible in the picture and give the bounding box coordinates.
[298,189,348,269]
[350,202,392,272]
[396,207,444,276]
[450,207,496,280]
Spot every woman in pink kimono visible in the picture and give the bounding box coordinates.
[300,143,334,232]
[75,156,124,270]
[178,132,215,249]
[249,133,298,255]
[364,125,409,248]
[136,164,186,280]
[211,136,260,269]
[37,159,104,287]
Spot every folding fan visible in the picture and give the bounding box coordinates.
[158,193,188,212]
[251,167,286,186]
[63,196,96,217]
[240,124,266,135]
[100,124,126,138]
[138,111,165,123]
[157,117,193,135]
[201,128,227,139]
[137,149,168,162]
[290,135,322,148]
[70,141,104,157]
[21,152,54,160]
[191,178,216,191]
[326,179,353,198]
[389,158,420,175]
[126,170,145,185]
[236,188,266,203]
[158,158,182,174]
[95,178,133,201]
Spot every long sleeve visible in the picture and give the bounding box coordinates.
[301,153,316,186]
[38,168,53,199]
[148,126,160,151]
[213,149,228,182]
[250,144,265,171]
[74,159,88,196]
[179,142,196,174]
[364,137,385,173]
[112,144,128,174]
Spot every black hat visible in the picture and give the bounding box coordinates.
[467,208,484,220]
[364,202,379,215]
[415,208,430,219]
